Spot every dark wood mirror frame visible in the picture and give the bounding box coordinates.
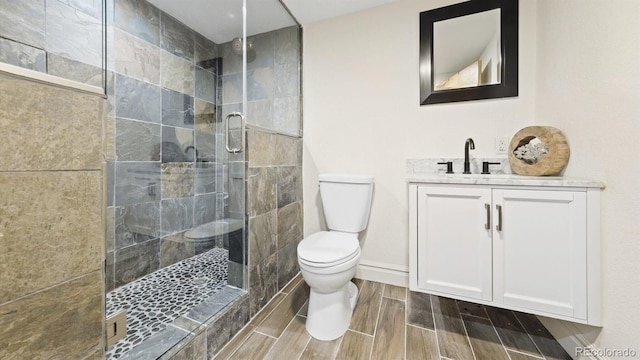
[420,0,518,105]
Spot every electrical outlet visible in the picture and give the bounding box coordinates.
[495,137,509,154]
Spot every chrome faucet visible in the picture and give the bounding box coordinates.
[463,138,475,174]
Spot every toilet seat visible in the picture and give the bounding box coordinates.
[298,231,360,267]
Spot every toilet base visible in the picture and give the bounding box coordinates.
[305,281,359,341]
[348,281,359,309]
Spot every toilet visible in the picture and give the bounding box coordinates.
[297,173,374,341]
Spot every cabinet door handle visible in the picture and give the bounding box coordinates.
[485,203,490,230]
[496,204,503,232]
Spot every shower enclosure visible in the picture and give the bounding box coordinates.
[0,0,300,356]
[104,0,301,358]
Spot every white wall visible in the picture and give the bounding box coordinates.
[535,0,640,354]
[303,0,537,283]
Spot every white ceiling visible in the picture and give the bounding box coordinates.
[147,0,296,43]
[282,0,398,25]
[147,0,398,43]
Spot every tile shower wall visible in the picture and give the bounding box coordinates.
[0,0,303,295]
[105,0,226,291]
[106,0,302,291]
[152,130,305,359]
[1,2,302,359]
[246,129,303,317]
[221,26,302,137]
[0,0,105,87]
[0,74,105,358]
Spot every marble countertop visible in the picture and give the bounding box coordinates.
[406,173,605,189]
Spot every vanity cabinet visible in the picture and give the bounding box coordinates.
[409,181,602,325]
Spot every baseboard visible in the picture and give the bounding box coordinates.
[537,317,608,360]
[355,260,409,287]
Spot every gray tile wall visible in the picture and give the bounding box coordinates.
[220,27,302,137]
[0,0,105,87]
[246,129,304,317]
[107,3,306,295]
[105,0,225,291]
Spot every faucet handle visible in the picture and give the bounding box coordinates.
[482,162,501,174]
[437,162,454,174]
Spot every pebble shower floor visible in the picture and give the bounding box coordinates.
[106,248,229,359]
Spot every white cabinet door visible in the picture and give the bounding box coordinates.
[492,189,587,319]
[417,185,493,301]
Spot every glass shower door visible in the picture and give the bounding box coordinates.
[216,0,248,289]
[105,0,248,357]
[105,0,301,355]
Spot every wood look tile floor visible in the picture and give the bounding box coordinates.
[213,275,572,360]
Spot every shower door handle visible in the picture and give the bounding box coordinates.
[225,112,245,154]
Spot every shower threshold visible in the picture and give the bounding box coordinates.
[106,247,244,359]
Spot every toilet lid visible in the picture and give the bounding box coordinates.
[298,231,360,264]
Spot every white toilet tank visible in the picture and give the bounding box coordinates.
[319,174,374,233]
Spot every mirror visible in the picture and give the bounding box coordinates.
[433,9,501,90]
[420,0,518,105]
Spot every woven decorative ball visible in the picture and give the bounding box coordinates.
[508,126,570,176]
